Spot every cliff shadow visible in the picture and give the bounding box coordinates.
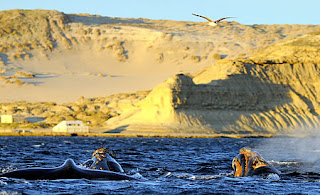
[190,73,300,133]
[104,125,129,133]
[25,117,46,123]
[0,53,9,66]
[66,15,153,26]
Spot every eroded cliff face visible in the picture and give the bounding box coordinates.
[105,33,320,135]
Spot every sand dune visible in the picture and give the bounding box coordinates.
[1,9,319,103]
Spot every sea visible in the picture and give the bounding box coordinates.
[0,136,320,194]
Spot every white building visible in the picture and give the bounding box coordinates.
[0,115,25,123]
[52,121,89,133]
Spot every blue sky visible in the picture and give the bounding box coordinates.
[1,0,319,25]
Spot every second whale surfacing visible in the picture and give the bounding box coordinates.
[232,147,280,178]
[0,159,136,180]
[83,147,124,172]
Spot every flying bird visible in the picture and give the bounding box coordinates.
[192,13,235,26]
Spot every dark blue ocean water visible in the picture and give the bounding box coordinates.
[0,136,320,194]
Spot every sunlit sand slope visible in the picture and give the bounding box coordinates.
[1,9,319,103]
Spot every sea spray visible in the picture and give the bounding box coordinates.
[255,129,320,173]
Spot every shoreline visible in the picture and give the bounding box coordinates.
[0,131,316,138]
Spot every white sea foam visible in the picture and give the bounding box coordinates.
[192,174,221,180]
[0,191,19,195]
[269,160,299,165]
[132,173,147,181]
[266,173,280,181]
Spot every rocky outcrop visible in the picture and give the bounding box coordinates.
[105,74,212,133]
[105,34,320,135]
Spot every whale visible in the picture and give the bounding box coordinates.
[232,147,280,177]
[0,158,135,180]
[82,147,124,172]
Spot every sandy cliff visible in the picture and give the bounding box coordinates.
[1,9,319,102]
[105,32,320,135]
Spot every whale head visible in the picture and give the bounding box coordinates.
[232,147,280,177]
[90,147,124,173]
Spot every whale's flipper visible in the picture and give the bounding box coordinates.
[0,159,135,180]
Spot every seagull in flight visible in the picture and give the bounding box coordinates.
[192,13,236,26]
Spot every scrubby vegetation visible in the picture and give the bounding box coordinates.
[0,91,150,129]
[212,53,222,60]
[0,9,69,61]
[1,9,318,69]
[16,71,35,77]
[0,122,52,129]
